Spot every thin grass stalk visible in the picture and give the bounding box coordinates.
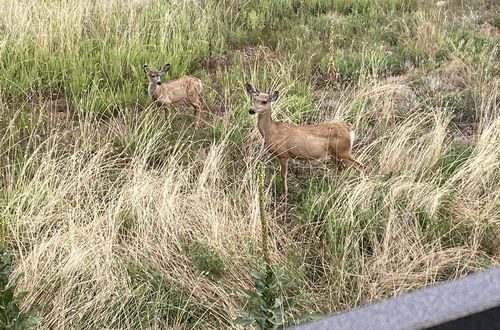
[258,162,271,274]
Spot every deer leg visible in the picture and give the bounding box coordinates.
[331,155,345,171]
[339,154,364,173]
[158,100,171,118]
[278,157,289,198]
[187,85,202,127]
[189,100,201,127]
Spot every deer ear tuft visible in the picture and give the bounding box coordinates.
[159,63,171,73]
[245,83,260,95]
[270,91,279,101]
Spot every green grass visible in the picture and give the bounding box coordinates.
[185,241,227,281]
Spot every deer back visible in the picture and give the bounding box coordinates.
[265,122,353,160]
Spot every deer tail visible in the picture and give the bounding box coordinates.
[349,130,355,149]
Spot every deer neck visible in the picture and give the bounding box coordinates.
[257,108,275,138]
[148,82,160,99]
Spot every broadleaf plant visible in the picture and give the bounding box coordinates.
[0,247,41,330]
[234,163,321,329]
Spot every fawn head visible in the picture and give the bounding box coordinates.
[143,64,171,85]
[245,83,278,115]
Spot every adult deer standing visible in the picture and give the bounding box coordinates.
[143,64,203,126]
[245,83,363,197]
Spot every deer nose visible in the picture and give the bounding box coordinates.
[249,109,255,115]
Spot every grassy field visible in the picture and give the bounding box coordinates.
[0,0,499,328]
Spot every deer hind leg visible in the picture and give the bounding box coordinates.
[187,90,202,127]
[339,153,364,173]
[189,100,201,127]
[278,157,289,198]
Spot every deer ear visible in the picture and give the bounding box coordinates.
[159,63,171,73]
[270,91,279,101]
[245,83,259,95]
[143,65,150,74]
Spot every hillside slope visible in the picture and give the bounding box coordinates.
[0,0,498,328]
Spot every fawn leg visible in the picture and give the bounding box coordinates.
[190,100,201,127]
[278,157,289,198]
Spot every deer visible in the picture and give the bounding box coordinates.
[143,64,203,126]
[245,83,363,198]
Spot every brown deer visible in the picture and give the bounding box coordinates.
[245,83,363,197]
[143,64,203,126]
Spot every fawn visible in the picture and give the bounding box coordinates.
[143,64,203,126]
[245,83,363,197]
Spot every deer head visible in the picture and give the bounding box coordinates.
[244,83,278,115]
[143,64,171,85]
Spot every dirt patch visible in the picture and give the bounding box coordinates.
[43,98,71,114]
[206,45,277,114]
[207,45,276,78]
[240,45,276,62]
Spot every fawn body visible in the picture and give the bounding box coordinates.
[245,83,363,197]
[143,64,203,126]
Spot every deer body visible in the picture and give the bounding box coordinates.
[257,111,354,160]
[245,83,362,197]
[144,64,203,126]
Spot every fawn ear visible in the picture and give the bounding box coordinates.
[244,83,260,95]
[270,91,279,101]
[143,65,150,74]
[159,63,171,74]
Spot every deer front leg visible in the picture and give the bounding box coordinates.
[155,100,170,118]
[190,100,201,128]
[278,157,288,198]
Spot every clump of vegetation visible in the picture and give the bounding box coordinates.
[185,241,226,280]
[0,247,41,329]
[235,163,321,329]
[235,266,321,329]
